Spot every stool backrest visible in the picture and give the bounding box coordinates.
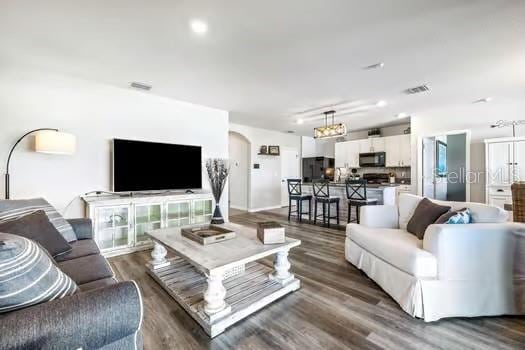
[313,180,330,198]
[287,179,302,196]
[346,179,367,200]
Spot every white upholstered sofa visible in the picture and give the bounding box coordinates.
[345,193,525,322]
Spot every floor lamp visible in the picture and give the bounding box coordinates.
[4,128,76,199]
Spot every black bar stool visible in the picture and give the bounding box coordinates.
[345,179,377,224]
[312,180,340,228]
[287,179,312,222]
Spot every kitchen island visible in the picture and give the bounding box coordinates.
[300,182,406,224]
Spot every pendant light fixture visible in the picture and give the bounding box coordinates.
[313,110,347,139]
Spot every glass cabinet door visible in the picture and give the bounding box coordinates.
[166,201,191,227]
[95,206,130,250]
[192,199,213,224]
[134,203,162,245]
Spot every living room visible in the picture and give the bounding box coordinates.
[1,1,524,349]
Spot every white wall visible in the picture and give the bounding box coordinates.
[0,65,229,218]
[229,122,301,211]
[228,132,250,210]
[410,100,525,203]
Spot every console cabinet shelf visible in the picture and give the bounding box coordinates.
[83,192,214,257]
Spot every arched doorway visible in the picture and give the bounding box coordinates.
[228,131,251,214]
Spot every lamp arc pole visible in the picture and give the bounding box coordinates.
[4,128,58,199]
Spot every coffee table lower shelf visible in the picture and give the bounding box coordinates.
[146,256,300,337]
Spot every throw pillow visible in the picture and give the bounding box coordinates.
[0,233,77,314]
[435,208,467,224]
[0,210,72,258]
[407,198,451,239]
[0,198,77,242]
[445,208,472,224]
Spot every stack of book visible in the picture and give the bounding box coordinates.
[256,222,285,244]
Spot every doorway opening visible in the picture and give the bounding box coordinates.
[228,131,251,214]
[421,131,470,201]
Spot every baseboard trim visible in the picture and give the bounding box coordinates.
[229,205,248,211]
[248,205,282,213]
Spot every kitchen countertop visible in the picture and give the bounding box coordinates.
[302,182,410,189]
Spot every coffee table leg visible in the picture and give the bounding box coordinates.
[270,250,294,285]
[204,272,231,319]
[149,241,169,269]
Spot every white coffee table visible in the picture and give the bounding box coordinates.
[145,222,301,337]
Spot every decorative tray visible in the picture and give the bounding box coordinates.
[181,225,236,245]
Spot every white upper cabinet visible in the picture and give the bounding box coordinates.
[334,142,348,168]
[334,134,411,169]
[513,141,525,182]
[399,134,411,166]
[487,142,512,185]
[384,134,411,167]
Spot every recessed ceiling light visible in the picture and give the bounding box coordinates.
[364,62,385,70]
[395,113,408,119]
[285,130,295,134]
[296,118,304,125]
[190,19,208,34]
[473,97,493,103]
[376,100,387,107]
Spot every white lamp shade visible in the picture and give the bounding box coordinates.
[35,130,76,154]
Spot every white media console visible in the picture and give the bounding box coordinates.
[82,191,214,257]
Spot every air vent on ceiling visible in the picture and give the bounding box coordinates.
[130,82,152,91]
[404,84,430,94]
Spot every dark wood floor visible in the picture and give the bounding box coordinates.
[109,210,525,350]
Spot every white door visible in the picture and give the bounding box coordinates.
[281,149,300,207]
[488,142,512,185]
[513,141,525,182]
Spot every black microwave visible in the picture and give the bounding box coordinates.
[359,152,386,167]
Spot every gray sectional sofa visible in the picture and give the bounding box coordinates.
[0,218,144,350]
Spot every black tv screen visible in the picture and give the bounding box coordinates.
[112,139,202,192]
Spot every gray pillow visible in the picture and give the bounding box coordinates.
[0,233,77,314]
[407,198,451,239]
[0,198,77,242]
[435,208,468,224]
[0,210,72,258]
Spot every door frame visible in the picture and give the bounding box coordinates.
[417,129,471,201]
[228,131,251,211]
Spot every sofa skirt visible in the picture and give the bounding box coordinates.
[345,238,525,322]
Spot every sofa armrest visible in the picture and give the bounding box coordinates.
[0,281,142,350]
[359,205,399,228]
[423,223,523,280]
[67,218,93,240]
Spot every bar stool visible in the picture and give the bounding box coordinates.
[345,179,377,224]
[287,179,312,222]
[312,180,340,228]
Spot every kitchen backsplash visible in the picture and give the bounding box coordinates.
[336,166,411,184]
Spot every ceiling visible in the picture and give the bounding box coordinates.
[1,0,524,136]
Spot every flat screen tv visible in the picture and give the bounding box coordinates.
[112,139,202,192]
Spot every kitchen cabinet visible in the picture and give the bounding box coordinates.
[335,134,411,169]
[485,137,525,207]
[385,134,411,167]
[335,141,359,168]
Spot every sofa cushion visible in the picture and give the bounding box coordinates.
[58,254,114,285]
[79,277,118,291]
[0,233,77,314]
[54,239,100,262]
[399,194,508,228]
[0,198,77,242]
[346,224,437,278]
[0,210,72,258]
[407,198,451,239]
